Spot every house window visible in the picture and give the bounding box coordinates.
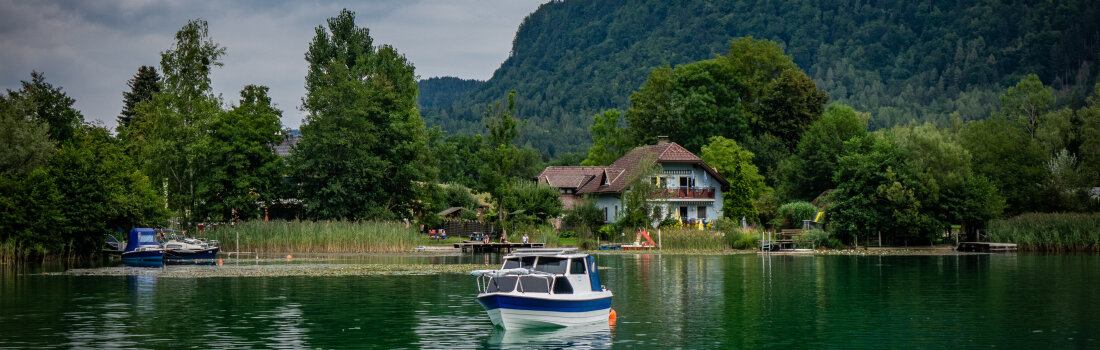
[698,206,707,219]
[604,207,608,222]
[679,176,688,187]
[679,206,688,219]
[614,205,618,218]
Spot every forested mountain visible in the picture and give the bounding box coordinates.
[417,77,483,110]
[420,0,1100,158]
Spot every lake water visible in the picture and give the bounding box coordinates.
[2,253,1099,349]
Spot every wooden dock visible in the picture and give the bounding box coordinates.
[453,241,545,253]
[956,242,1018,252]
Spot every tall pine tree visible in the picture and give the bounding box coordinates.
[118,66,161,130]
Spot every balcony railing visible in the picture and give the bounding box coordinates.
[650,187,716,199]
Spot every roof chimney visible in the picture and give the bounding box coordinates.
[656,135,669,144]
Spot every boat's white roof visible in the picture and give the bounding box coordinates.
[504,248,587,258]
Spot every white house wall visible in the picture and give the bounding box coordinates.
[593,163,725,225]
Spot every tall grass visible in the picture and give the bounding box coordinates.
[656,228,726,251]
[987,213,1100,252]
[206,220,420,253]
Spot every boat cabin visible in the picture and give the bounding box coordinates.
[124,228,160,252]
[482,248,604,295]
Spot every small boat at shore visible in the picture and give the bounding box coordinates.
[121,228,164,262]
[470,248,613,329]
[162,235,219,260]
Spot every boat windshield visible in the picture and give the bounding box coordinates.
[139,234,157,243]
[534,257,567,274]
[502,257,536,269]
[569,257,587,274]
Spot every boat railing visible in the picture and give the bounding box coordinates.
[473,268,558,294]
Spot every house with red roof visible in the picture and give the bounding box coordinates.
[536,139,729,225]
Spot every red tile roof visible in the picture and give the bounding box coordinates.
[536,141,728,194]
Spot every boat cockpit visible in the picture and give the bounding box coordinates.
[474,248,604,296]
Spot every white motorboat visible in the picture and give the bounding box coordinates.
[471,248,613,329]
[162,236,219,260]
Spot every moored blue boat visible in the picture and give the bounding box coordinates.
[471,248,613,329]
[120,228,164,262]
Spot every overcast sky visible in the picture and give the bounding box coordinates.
[0,0,548,130]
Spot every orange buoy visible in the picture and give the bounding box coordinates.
[609,308,617,325]
[217,258,223,266]
[286,254,292,259]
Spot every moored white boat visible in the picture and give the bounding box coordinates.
[471,248,613,329]
[163,236,219,260]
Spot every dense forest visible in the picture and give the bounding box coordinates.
[420,0,1100,158]
[5,4,1100,260]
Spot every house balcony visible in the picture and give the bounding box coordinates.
[650,187,716,200]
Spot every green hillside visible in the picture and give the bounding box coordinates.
[420,0,1100,158]
[417,77,483,110]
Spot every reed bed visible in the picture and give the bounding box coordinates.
[655,228,727,251]
[206,220,420,253]
[987,213,1100,252]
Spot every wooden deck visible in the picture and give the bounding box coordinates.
[453,241,545,253]
[956,242,1018,252]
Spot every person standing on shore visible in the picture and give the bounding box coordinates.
[522,233,529,244]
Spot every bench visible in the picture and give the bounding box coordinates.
[780,229,805,241]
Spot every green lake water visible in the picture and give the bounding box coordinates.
[2,253,1099,349]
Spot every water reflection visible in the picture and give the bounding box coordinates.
[485,323,613,349]
[122,260,164,268]
[5,254,1100,348]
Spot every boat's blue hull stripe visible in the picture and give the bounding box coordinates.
[477,294,611,313]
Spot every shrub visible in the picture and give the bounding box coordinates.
[776,201,819,228]
[802,228,840,249]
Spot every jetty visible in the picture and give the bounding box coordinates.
[956,242,1018,252]
[453,241,544,253]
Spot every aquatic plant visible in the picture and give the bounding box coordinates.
[987,213,1100,252]
[205,220,420,253]
[656,228,726,251]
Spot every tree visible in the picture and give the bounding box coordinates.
[501,180,563,228]
[889,123,990,239]
[828,134,922,246]
[699,137,762,223]
[699,136,765,196]
[1000,74,1054,138]
[777,104,868,202]
[291,9,431,220]
[429,131,483,189]
[624,37,826,156]
[581,109,632,166]
[50,126,167,257]
[197,85,284,221]
[618,152,661,229]
[130,19,226,228]
[1078,84,1100,186]
[562,196,603,238]
[5,71,83,143]
[960,117,1045,215]
[725,38,828,147]
[0,91,55,177]
[625,65,675,147]
[479,91,528,226]
[118,66,161,130]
